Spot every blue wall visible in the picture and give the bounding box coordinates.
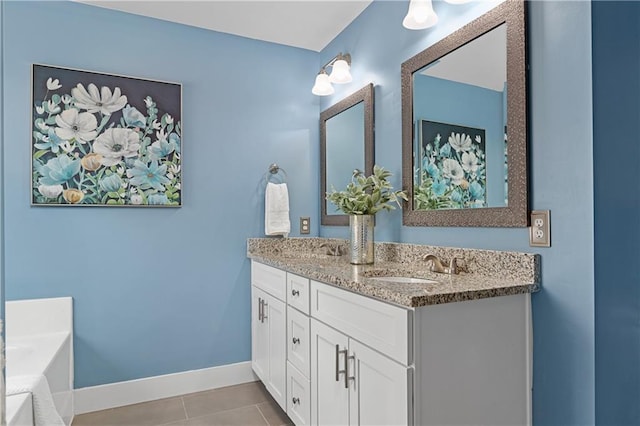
[320,1,595,424]
[593,1,640,424]
[413,75,505,206]
[2,1,319,388]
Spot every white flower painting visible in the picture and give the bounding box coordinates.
[32,64,182,206]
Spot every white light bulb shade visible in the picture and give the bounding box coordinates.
[312,72,334,96]
[329,59,352,84]
[403,0,438,30]
[444,0,472,4]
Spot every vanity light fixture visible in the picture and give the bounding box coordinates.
[312,70,334,96]
[312,53,352,96]
[403,0,438,30]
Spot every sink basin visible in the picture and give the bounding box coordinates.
[368,276,438,284]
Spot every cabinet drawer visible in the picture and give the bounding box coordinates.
[251,261,286,301]
[310,280,412,365]
[287,362,311,426]
[287,273,310,315]
[287,306,310,378]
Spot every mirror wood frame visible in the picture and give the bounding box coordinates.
[321,83,375,226]
[401,0,528,227]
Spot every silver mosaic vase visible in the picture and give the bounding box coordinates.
[349,214,374,264]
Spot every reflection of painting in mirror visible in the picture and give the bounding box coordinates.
[326,102,365,214]
[416,120,486,210]
[412,24,506,211]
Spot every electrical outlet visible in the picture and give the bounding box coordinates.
[529,210,551,247]
[300,217,310,235]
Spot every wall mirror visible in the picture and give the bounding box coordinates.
[401,0,528,227]
[321,83,374,226]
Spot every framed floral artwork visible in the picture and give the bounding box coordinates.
[414,119,486,210]
[31,64,182,206]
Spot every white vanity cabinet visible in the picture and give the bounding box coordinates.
[251,260,532,426]
[251,262,287,410]
[252,263,313,425]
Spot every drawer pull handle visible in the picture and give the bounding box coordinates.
[291,289,300,296]
[292,337,300,344]
[335,344,347,382]
[345,352,356,388]
[292,397,300,405]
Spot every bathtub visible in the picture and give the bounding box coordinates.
[6,297,74,426]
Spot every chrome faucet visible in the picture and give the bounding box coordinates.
[423,254,460,274]
[320,242,345,256]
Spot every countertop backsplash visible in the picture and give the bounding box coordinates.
[247,237,540,307]
[247,237,539,283]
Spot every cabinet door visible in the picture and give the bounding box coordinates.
[348,339,411,426]
[287,306,310,378]
[311,319,350,426]
[265,293,287,410]
[287,361,311,426]
[252,286,269,382]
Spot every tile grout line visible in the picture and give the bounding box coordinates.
[181,396,189,420]
[255,403,271,426]
[172,403,271,424]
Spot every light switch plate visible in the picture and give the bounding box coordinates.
[300,217,310,235]
[529,210,551,247]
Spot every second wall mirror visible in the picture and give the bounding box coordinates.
[401,0,528,227]
[321,83,374,226]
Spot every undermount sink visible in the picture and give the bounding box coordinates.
[367,276,438,284]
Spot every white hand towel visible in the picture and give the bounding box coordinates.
[7,375,65,426]
[265,182,291,237]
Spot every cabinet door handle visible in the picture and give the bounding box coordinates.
[345,352,356,389]
[291,289,300,296]
[262,301,268,321]
[258,298,263,322]
[292,337,300,344]
[292,397,300,405]
[335,344,347,382]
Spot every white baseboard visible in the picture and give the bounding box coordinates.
[74,361,257,415]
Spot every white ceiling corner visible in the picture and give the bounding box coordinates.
[73,0,373,52]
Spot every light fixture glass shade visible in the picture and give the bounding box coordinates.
[403,0,438,30]
[329,59,352,84]
[312,71,334,96]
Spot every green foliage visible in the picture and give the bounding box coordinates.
[326,165,408,215]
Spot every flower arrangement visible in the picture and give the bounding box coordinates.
[326,165,408,215]
[414,131,486,210]
[31,67,181,206]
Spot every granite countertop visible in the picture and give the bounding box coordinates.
[247,238,540,308]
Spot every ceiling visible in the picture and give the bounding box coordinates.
[75,0,374,52]
[422,23,506,92]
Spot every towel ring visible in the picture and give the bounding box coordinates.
[267,163,287,183]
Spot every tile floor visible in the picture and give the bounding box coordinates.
[72,381,293,426]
